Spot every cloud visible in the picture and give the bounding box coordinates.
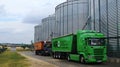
[0,0,66,43]
[0,21,35,43]
[0,21,34,33]
[0,31,34,44]
[0,4,22,22]
[0,0,66,24]
[23,12,43,24]
[0,5,6,16]
[22,0,66,24]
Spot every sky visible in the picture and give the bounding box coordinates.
[0,0,66,44]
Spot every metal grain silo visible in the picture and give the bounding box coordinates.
[67,0,79,2]
[55,0,89,36]
[41,14,55,41]
[34,24,41,42]
[89,0,120,58]
[42,18,47,41]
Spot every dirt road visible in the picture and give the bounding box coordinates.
[18,52,58,67]
[19,51,120,67]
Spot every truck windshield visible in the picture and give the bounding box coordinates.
[88,38,105,46]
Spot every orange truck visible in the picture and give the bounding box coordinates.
[34,41,52,56]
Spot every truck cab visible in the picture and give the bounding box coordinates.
[77,30,107,63]
[34,41,52,56]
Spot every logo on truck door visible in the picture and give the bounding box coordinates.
[53,41,60,47]
[57,41,60,47]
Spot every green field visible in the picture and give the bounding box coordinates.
[0,51,30,67]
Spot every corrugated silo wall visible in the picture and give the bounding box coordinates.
[34,25,41,42]
[41,15,55,41]
[55,0,89,37]
[89,0,120,58]
[34,15,55,42]
[67,0,80,2]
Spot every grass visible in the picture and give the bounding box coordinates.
[0,51,30,67]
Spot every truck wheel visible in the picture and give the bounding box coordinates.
[35,51,37,55]
[54,53,57,59]
[52,53,54,58]
[58,54,61,59]
[56,54,58,59]
[80,56,85,64]
[67,56,70,61]
[53,53,56,58]
[35,50,38,55]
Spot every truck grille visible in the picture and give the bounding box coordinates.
[94,56,103,60]
[94,49,104,60]
[94,49,103,55]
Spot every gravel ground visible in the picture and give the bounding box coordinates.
[18,52,58,67]
[19,51,120,67]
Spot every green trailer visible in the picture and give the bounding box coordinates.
[52,30,107,63]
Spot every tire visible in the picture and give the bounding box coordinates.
[67,55,70,61]
[56,54,58,59]
[35,50,38,55]
[80,56,85,64]
[53,53,57,59]
[54,54,56,58]
[52,53,55,58]
[58,54,61,59]
[35,51,37,55]
[41,51,45,56]
[53,54,55,58]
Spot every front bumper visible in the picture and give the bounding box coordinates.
[85,55,107,63]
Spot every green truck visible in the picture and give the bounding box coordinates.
[52,30,107,63]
